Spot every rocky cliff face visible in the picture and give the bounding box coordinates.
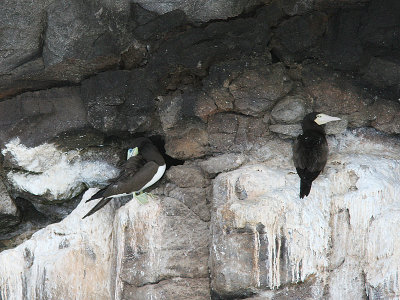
[1,0,400,299]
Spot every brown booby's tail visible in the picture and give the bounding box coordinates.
[300,179,312,199]
[82,197,112,219]
[86,188,107,203]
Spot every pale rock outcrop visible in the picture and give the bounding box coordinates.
[210,130,400,298]
[112,196,209,299]
[0,190,210,299]
[0,189,114,300]
[1,130,400,299]
[2,138,119,202]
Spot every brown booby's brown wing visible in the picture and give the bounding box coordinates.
[102,161,160,197]
[86,154,146,202]
[82,160,160,219]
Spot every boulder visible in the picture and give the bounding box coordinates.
[269,124,302,137]
[271,95,310,124]
[199,153,247,176]
[272,12,327,62]
[43,0,131,68]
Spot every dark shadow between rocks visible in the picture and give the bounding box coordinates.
[0,197,51,252]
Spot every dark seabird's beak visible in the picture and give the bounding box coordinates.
[314,114,341,125]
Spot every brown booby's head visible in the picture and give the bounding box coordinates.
[128,137,165,166]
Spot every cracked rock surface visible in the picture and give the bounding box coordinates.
[1,0,400,299]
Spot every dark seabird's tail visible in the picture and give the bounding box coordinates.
[296,168,321,199]
[82,197,112,219]
[300,180,312,198]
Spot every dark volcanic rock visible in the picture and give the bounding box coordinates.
[269,124,302,137]
[269,0,400,78]
[0,0,50,99]
[363,57,400,90]
[302,63,373,127]
[166,165,209,188]
[0,0,134,100]
[272,12,327,63]
[199,154,247,177]
[2,1,400,299]
[230,63,293,116]
[360,0,400,55]
[133,0,264,22]
[133,9,187,41]
[322,8,365,71]
[165,123,209,160]
[121,40,148,69]
[0,87,88,146]
[157,92,184,131]
[280,0,314,15]
[81,70,158,134]
[208,113,269,152]
[369,100,400,134]
[195,58,295,120]
[146,13,271,90]
[43,0,131,67]
[0,0,51,75]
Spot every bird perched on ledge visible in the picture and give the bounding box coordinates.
[293,112,341,198]
[83,137,166,219]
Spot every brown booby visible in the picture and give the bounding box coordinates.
[293,112,341,198]
[82,137,166,219]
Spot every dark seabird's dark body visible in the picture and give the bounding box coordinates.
[83,137,166,219]
[293,112,340,198]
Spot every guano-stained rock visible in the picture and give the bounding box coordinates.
[210,131,400,298]
[0,189,115,300]
[0,190,210,300]
[1,139,119,204]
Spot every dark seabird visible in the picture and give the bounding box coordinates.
[83,137,166,219]
[293,112,341,198]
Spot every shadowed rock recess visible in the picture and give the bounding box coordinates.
[0,0,400,299]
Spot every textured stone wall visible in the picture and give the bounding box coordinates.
[1,0,400,299]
